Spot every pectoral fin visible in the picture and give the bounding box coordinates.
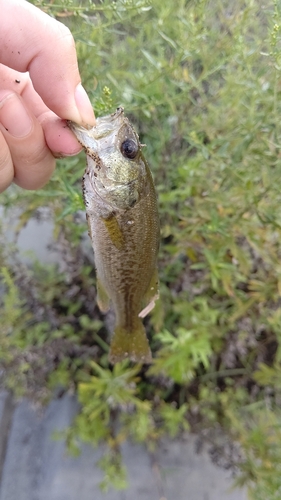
[97,277,110,313]
[139,268,159,318]
[102,215,124,250]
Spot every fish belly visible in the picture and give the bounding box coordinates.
[86,182,159,363]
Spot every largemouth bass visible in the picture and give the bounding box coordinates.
[68,107,159,364]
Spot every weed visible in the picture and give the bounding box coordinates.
[2,0,281,496]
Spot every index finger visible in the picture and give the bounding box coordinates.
[0,0,95,126]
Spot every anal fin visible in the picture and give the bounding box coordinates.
[139,268,159,319]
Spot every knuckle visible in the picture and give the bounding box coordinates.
[56,21,75,47]
[21,141,54,166]
[0,65,30,95]
[4,124,56,190]
[0,147,11,171]
[0,134,11,168]
[14,147,56,190]
[0,138,14,191]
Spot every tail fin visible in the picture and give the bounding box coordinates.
[109,319,152,364]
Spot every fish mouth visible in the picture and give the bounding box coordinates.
[67,107,125,143]
[91,107,125,139]
[98,107,124,124]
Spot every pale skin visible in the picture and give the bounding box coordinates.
[0,0,96,193]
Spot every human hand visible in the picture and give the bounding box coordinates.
[0,0,95,193]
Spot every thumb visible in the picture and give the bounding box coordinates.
[0,0,95,126]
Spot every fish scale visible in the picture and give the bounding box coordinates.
[68,107,159,363]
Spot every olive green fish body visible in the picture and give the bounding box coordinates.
[68,108,159,363]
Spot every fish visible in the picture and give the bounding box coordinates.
[68,107,159,364]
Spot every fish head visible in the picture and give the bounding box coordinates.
[68,108,147,210]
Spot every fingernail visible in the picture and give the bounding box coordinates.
[0,93,33,138]
[74,84,95,126]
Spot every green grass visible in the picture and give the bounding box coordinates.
[2,0,281,496]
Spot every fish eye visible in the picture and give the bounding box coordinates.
[120,139,139,159]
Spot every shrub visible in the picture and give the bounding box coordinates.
[2,0,281,496]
